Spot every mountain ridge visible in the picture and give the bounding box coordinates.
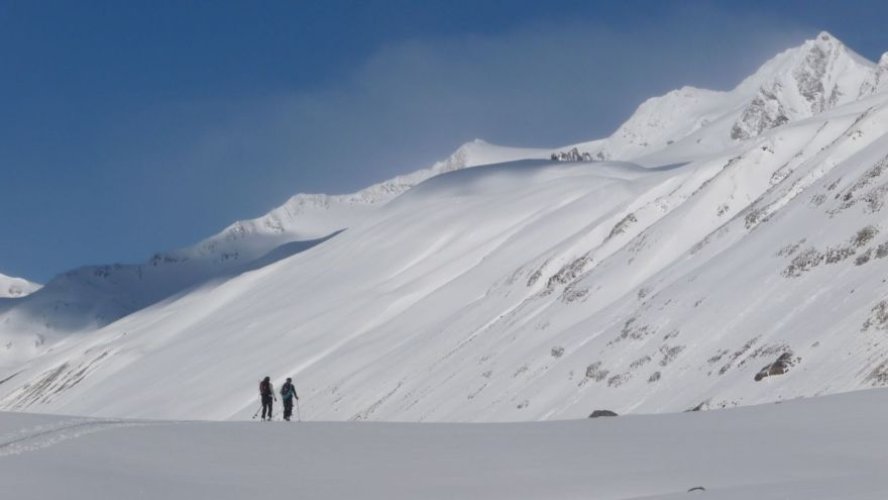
[4,33,888,421]
[564,31,882,164]
[0,139,548,368]
[0,273,40,299]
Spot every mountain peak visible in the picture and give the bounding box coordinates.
[172,139,548,267]
[735,32,871,94]
[0,272,41,298]
[730,32,875,141]
[805,31,844,57]
[815,30,837,44]
[565,32,883,162]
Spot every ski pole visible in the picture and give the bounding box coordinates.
[296,399,302,422]
[251,394,263,420]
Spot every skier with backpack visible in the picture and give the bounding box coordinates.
[259,376,277,421]
[280,377,299,421]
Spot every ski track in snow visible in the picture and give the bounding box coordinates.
[4,389,888,499]
[0,418,144,457]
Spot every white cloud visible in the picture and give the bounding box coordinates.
[121,7,815,246]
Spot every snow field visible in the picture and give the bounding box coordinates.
[3,389,888,499]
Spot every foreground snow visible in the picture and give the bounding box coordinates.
[2,390,888,499]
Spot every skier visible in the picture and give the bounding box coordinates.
[259,376,276,421]
[280,377,299,421]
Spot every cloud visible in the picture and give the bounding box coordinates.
[7,5,816,281]
[166,7,812,212]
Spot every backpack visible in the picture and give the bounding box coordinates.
[259,380,270,396]
[281,382,294,399]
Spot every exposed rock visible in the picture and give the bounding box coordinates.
[630,355,652,369]
[561,285,589,303]
[611,317,656,345]
[860,51,888,96]
[550,147,593,162]
[782,248,824,277]
[659,344,685,367]
[732,32,873,141]
[545,255,592,291]
[585,362,609,382]
[607,373,630,388]
[687,401,708,412]
[754,352,797,381]
[824,245,855,264]
[865,361,888,386]
[855,249,873,266]
[852,225,879,247]
[863,301,888,331]
[588,410,618,418]
[732,89,790,140]
[607,213,638,240]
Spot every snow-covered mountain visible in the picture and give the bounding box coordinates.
[0,139,548,368]
[0,273,40,299]
[566,32,883,162]
[4,32,888,422]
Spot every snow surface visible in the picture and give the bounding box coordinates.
[0,139,549,368]
[567,31,878,162]
[3,389,888,499]
[5,32,888,424]
[0,273,40,299]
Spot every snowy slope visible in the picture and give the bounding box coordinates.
[5,90,888,422]
[5,33,888,422]
[0,139,548,370]
[188,138,549,262]
[730,32,876,140]
[3,389,888,500]
[566,31,882,162]
[0,158,675,419]
[0,273,40,299]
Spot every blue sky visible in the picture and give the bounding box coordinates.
[1,0,887,282]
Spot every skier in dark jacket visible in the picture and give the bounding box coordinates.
[280,377,299,421]
[259,376,276,421]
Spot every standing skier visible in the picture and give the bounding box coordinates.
[280,377,299,421]
[259,376,276,421]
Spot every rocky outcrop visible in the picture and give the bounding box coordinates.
[860,52,888,96]
[732,32,875,141]
[731,88,790,140]
[589,410,618,418]
[551,147,594,162]
[755,352,797,381]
